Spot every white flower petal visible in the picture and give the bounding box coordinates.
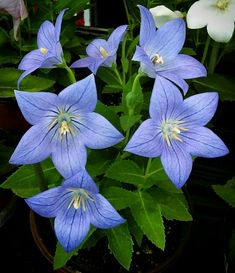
[186,1,210,29]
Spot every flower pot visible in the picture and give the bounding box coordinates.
[29,209,192,273]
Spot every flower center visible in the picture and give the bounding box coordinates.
[40,47,48,54]
[99,46,109,58]
[161,120,188,146]
[216,0,230,10]
[151,53,164,65]
[68,188,94,210]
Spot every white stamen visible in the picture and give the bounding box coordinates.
[40,47,48,54]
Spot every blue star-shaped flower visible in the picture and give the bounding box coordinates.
[125,76,229,188]
[70,25,128,74]
[26,169,125,252]
[10,74,124,178]
[133,5,207,94]
[17,9,67,88]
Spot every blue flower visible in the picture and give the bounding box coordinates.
[133,5,206,94]
[10,74,124,178]
[124,76,229,188]
[25,168,125,252]
[17,9,67,88]
[70,25,128,74]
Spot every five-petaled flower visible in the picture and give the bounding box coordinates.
[70,25,128,74]
[25,168,125,252]
[10,74,124,178]
[133,5,206,94]
[17,9,67,88]
[187,0,235,43]
[124,76,229,188]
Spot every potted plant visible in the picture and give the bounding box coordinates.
[1,0,234,272]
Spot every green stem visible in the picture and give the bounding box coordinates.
[201,35,211,65]
[208,41,220,74]
[113,64,123,87]
[121,35,127,86]
[131,73,143,93]
[64,64,77,83]
[145,158,152,176]
[33,163,47,192]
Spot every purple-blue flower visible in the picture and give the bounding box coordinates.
[17,9,67,88]
[25,168,125,252]
[124,76,229,188]
[10,74,124,178]
[70,25,128,74]
[133,5,206,94]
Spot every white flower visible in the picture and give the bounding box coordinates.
[149,5,183,28]
[0,0,28,40]
[186,0,235,43]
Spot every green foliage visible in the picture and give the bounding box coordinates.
[106,223,133,270]
[212,177,235,207]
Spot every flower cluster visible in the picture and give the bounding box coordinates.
[5,2,231,270]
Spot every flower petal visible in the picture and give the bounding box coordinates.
[18,49,45,70]
[207,16,234,43]
[150,75,183,120]
[138,5,156,46]
[107,25,128,53]
[58,74,97,112]
[70,56,104,74]
[25,186,65,217]
[88,193,125,229]
[37,20,56,49]
[186,1,209,29]
[54,9,67,41]
[75,112,124,149]
[158,71,189,94]
[86,39,110,58]
[15,90,59,125]
[17,67,40,89]
[51,134,87,179]
[158,54,207,79]
[147,18,185,61]
[161,142,192,188]
[55,206,90,252]
[182,127,229,157]
[9,120,55,164]
[62,169,99,193]
[174,92,218,127]
[124,119,163,157]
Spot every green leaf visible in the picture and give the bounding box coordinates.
[101,186,137,210]
[53,227,96,270]
[106,223,133,270]
[131,191,165,250]
[120,114,141,131]
[105,160,145,185]
[0,68,55,98]
[212,177,235,207]
[97,67,122,87]
[193,74,235,101]
[150,188,192,221]
[0,49,21,65]
[121,57,129,74]
[127,214,143,247]
[181,47,196,56]
[1,159,61,197]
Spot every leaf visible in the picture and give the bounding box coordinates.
[97,67,122,87]
[181,47,196,56]
[130,191,165,250]
[120,114,141,131]
[105,160,145,185]
[1,159,61,198]
[150,188,192,221]
[121,57,129,74]
[101,186,137,210]
[127,214,143,247]
[106,223,133,270]
[212,177,235,207]
[193,74,235,101]
[0,68,55,98]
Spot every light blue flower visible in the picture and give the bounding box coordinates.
[70,25,128,74]
[25,169,125,252]
[125,76,229,188]
[17,9,67,88]
[10,74,124,178]
[133,5,206,94]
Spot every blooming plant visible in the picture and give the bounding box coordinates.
[0,0,234,271]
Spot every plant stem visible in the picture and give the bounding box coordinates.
[113,64,124,87]
[64,64,77,83]
[33,163,47,192]
[201,35,211,65]
[208,41,220,74]
[145,158,152,176]
[121,35,127,86]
